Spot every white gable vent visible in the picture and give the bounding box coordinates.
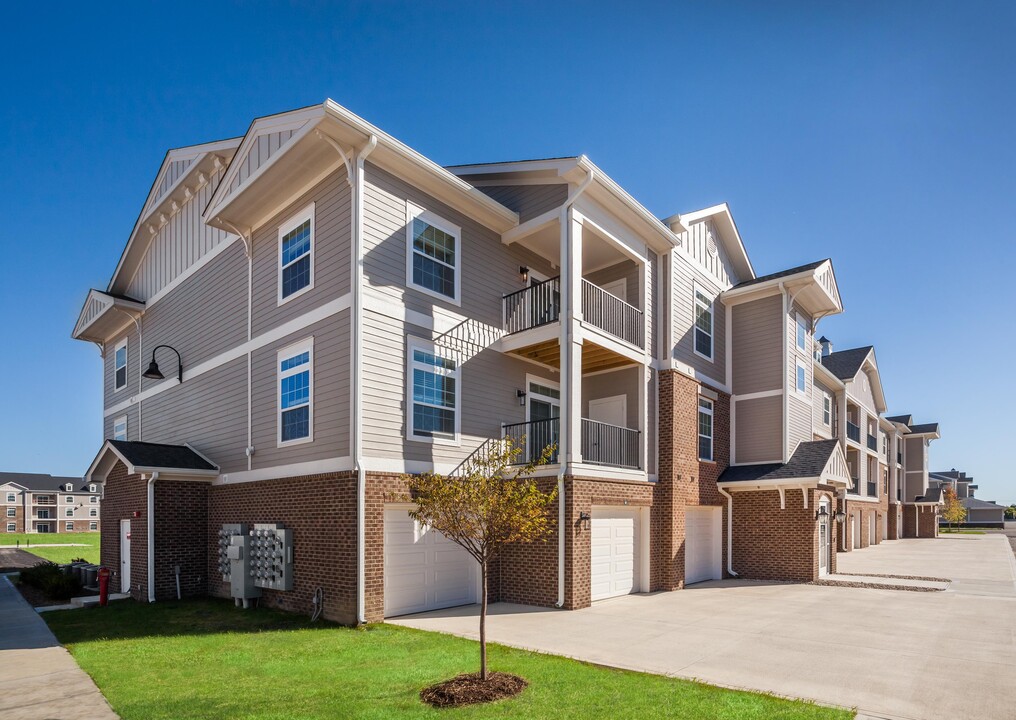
[705,229,718,257]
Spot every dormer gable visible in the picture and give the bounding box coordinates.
[664,203,754,289]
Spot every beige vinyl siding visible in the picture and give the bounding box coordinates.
[140,240,248,372]
[363,164,556,319]
[250,311,351,470]
[734,395,782,464]
[362,310,555,465]
[813,378,835,433]
[730,294,782,395]
[152,158,194,205]
[228,129,299,194]
[81,296,107,327]
[787,395,812,456]
[786,302,813,456]
[671,253,725,380]
[581,367,641,428]
[128,167,233,300]
[250,171,352,336]
[676,219,737,287]
[475,184,568,223]
[847,371,878,416]
[141,356,248,474]
[104,326,140,410]
[586,259,647,351]
[102,405,139,442]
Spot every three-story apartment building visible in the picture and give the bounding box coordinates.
[1,473,102,534]
[72,100,934,622]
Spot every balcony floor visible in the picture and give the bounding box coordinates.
[507,337,637,373]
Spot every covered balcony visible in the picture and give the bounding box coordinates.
[502,417,641,470]
[845,403,861,444]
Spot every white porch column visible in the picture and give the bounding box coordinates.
[559,208,583,469]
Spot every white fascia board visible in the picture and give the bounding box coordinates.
[667,202,755,281]
[447,157,580,178]
[717,477,823,490]
[72,291,146,342]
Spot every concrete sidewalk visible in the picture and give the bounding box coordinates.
[0,576,118,719]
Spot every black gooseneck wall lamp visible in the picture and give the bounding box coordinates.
[143,344,183,384]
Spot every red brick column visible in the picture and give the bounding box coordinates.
[99,461,148,601]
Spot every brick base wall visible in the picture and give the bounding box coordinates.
[154,481,208,601]
[208,472,359,625]
[902,504,939,538]
[887,503,902,540]
[99,462,148,601]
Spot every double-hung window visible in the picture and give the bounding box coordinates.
[89,508,98,518]
[114,338,128,391]
[90,496,98,504]
[278,205,314,303]
[795,359,807,395]
[408,338,459,444]
[796,312,808,351]
[65,496,73,504]
[5,493,14,503]
[693,285,714,359]
[407,204,460,304]
[113,415,127,442]
[698,397,714,461]
[66,522,74,531]
[66,508,73,517]
[89,522,97,531]
[6,523,15,532]
[278,339,313,446]
[822,393,832,426]
[6,508,14,518]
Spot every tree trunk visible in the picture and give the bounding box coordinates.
[480,560,488,681]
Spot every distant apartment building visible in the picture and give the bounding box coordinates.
[929,469,1006,527]
[1,472,102,533]
[71,100,942,622]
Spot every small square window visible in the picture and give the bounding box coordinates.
[66,508,73,517]
[89,522,97,531]
[5,493,14,503]
[65,496,73,503]
[90,496,98,504]
[6,508,15,517]
[6,523,14,532]
[66,522,74,531]
[89,508,97,517]
[89,484,96,493]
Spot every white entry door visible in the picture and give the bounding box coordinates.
[589,395,627,427]
[590,507,639,601]
[870,514,876,545]
[384,507,478,618]
[685,506,722,584]
[853,513,861,549]
[120,519,131,593]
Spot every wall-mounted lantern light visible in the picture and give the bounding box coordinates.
[816,505,829,521]
[578,511,591,526]
[834,509,847,524]
[519,266,530,284]
[516,389,526,406]
[143,344,183,384]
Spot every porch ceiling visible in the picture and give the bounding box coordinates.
[507,337,637,373]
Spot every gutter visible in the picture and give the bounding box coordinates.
[353,135,378,625]
[555,166,595,609]
[147,471,158,603]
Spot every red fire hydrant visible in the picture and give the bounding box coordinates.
[98,567,111,607]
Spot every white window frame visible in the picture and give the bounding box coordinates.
[406,336,461,446]
[277,337,314,447]
[113,415,128,442]
[65,508,73,517]
[65,496,73,504]
[795,359,808,396]
[277,204,315,306]
[405,203,462,306]
[64,484,73,492]
[6,508,14,517]
[114,338,128,392]
[90,496,98,504]
[89,484,96,493]
[89,521,97,531]
[6,523,15,532]
[822,392,832,426]
[66,521,74,531]
[89,508,98,517]
[795,312,808,352]
[5,493,14,503]
[698,396,714,462]
[693,283,714,361]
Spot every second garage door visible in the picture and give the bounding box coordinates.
[384,506,478,618]
[685,506,722,585]
[590,507,640,601]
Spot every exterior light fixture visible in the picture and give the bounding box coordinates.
[578,511,591,525]
[816,505,829,520]
[143,344,183,383]
[834,510,847,524]
[519,266,530,283]
[516,389,526,406]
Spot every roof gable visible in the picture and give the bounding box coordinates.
[86,440,219,482]
[718,440,849,487]
[666,203,754,285]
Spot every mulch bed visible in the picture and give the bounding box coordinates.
[421,672,528,707]
[12,579,68,607]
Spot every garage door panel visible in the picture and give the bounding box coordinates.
[590,507,640,601]
[686,506,721,585]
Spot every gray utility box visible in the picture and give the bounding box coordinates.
[249,524,294,591]
[228,534,262,604]
[217,524,246,581]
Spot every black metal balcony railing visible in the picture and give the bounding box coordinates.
[502,277,645,350]
[503,277,560,335]
[846,422,861,443]
[502,417,560,465]
[581,280,644,349]
[867,434,878,451]
[581,418,641,469]
[868,481,878,497]
[897,451,903,465]
[501,417,641,470]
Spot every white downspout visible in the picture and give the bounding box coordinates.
[554,166,595,609]
[353,135,377,625]
[717,487,739,576]
[147,471,158,603]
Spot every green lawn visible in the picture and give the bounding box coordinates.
[2,532,100,564]
[45,599,853,720]
[940,529,986,535]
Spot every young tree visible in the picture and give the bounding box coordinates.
[942,485,967,529]
[404,437,556,682]
[1006,505,1016,521]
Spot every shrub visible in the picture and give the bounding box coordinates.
[20,562,82,601]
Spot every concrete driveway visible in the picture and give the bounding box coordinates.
[392,535,1016,720]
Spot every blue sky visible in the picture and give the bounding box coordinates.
[1,2,1012,501]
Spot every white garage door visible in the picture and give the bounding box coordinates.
[384,507,478,618]
[685,506,722,585]
[590,507,639,601]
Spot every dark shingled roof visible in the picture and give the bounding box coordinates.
[109,440,217,471]
[961,497,1005,511]
[0,472,90,492]
[916,487,943,503]
[886,414,913,427]
[819,346,873,381]
[908,423,939,435]
[719,440,840,483]
[731,260,827,289]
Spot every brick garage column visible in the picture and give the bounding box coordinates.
[99,461,148,602]
[729,488,820,582]
[153,481,209,601]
